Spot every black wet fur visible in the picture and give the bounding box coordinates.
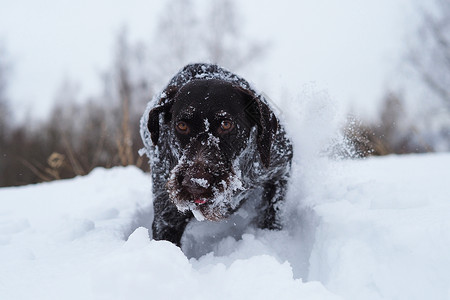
[140,63,293,247]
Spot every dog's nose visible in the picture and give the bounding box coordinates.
[182,174,212,195]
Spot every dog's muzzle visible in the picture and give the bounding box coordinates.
[166,133,244,221]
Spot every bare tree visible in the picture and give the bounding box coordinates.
[0,44,10,140]
[342,92,435,157]
[101,28,153,167]
[114,29,135,166]
[408,0,450,106]
[403,0,450,151]
[0,44,11,186]
[203,0,267,70]
[151,0,198,79]
[152,0,267,79]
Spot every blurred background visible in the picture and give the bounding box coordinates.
[0,0,449,187]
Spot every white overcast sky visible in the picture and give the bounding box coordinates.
[0,0,418,121]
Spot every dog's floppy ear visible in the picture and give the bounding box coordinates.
[253,98,278,168]
[239,87,278,168]
[147,86,177,145]
[147,105,164,145]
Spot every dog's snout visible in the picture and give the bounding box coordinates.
[182,179,209,196]
[181,167,212,196]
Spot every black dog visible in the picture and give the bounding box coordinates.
[140,63,293,246]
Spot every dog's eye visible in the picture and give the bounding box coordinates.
[176,121,190,134]
[219,120,234,133]
[221,120,232,130]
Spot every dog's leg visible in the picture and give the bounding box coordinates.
[152,194,192,246]
[257,178,288,230]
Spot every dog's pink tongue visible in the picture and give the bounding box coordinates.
[194,199,206,204]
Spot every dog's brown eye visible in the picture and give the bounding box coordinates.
[220,120,234,132]
[176,121,189,133]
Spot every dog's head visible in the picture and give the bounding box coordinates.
[147,79,278,221]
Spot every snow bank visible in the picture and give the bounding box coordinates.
[93,227,338,300]
[0,167,153,299]
[308,154,450,300]
[0,166,337,300]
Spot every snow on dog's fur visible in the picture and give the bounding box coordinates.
[140,63,293,246]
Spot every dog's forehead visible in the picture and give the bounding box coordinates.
[171,79,247,118]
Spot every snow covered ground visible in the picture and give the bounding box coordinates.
[1,152,449,299]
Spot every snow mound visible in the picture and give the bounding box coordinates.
[93,227,339,300]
